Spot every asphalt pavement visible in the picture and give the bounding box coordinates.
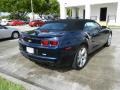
[0,27,120,90]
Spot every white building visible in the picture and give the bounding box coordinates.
[58,0,120,26]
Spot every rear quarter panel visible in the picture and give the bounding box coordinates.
[59,31,86,51]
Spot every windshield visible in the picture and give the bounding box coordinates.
[37,23,67,31]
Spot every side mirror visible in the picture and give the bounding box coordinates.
[101,26,107,29]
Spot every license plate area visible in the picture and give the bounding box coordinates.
[26,47,34,54]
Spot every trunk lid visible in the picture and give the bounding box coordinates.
[22,30,66,45]
[24,30,66,38]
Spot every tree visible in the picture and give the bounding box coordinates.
[32,0,49,17]
[33,0,59,17]
[0,0,31,20]
[0,0,59,19]
[49,0,59,14]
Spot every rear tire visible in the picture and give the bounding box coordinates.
[72,45,88,70]
[12,32,20,39]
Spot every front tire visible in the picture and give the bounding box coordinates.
[72,45,88,70]
[105,34,112,47]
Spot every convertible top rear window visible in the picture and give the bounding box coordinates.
[38,23,67,31]
[37,20,91,31]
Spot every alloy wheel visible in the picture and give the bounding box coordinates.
[12,32,19,39]
[77,47,87,68]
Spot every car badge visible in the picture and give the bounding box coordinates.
[28,40,32,42]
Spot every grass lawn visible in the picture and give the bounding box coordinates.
[0,76,25,90]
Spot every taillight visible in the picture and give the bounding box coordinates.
[41,40,58,47]
[41,40,49,46]
[50,40,58,46]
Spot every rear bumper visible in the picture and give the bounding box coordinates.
[20,51,57,64]
[19,41,75,66]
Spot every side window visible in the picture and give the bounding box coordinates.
[0,26,4,29]
[84,22,100,34]
[94,22,101,30]
[0,26,6,29]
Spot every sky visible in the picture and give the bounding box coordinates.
[0,12,10,16]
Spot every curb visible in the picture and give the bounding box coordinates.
[0,72,45,90]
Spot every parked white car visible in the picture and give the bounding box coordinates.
[0,19,11,26]
[0,25,20,39]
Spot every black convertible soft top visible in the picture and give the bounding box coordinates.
[46,19,95,30]
[47,19,95,23]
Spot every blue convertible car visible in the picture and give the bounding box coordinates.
[19,19,112,69]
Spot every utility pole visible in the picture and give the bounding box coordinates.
[31,0,34,21]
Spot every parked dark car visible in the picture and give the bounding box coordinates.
[19,19,112,69]
[29,20,45,27]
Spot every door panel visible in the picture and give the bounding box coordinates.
[0,29,4,39]
[83,9,85,19]
[0,26,11,39]
[100,7,107,21]
[84,22,102,51]
[93,28,103,48]
[1,29,11,38]
[99,29,109,45]
[89,28,101,49]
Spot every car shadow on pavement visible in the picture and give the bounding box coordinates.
[0,38,18,42]
[0,38,12,42]
[87,46,106,64]
[33,46,107,72]
[34,62,72,72]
